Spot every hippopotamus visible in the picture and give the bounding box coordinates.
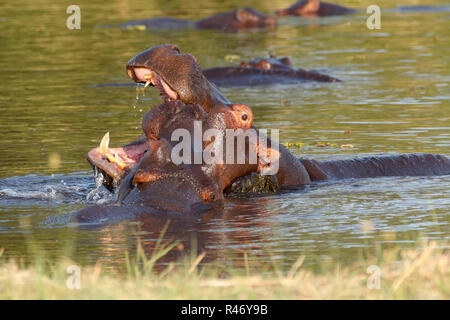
[120,7,277,32]
[203,55,340,87]
[276,0,356,17]
[79,44,450,221]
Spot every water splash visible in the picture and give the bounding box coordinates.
[0,186,58,200]
[85,169,114,204]
[0,173,111,205]
[132,83,153,129]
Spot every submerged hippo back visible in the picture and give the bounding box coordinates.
[195,8,277,32]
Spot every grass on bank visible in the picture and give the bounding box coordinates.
[0,241,448,300]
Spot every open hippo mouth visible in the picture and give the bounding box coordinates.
[126,67,179,103]
[87,132,149,192]
[124,44,191,105]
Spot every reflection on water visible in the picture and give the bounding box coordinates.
[0,172,448,270]
[0,0,449,270]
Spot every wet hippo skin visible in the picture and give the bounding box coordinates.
[120,7,277,32]
[276,0,356,17]
[299,154,450,181]
[203,56,340,86]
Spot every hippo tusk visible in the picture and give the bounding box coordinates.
[99,132,128,169]
[144,74,152,88]
[105,154,127,170]
[99,132,110,154]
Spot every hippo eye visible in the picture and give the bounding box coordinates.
[241,114,248,121]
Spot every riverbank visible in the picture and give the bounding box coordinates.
[0,241,447,299]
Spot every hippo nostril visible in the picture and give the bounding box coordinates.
[242,114,248,121]
[126,68,136,81]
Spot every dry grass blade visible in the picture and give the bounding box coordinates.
[390,241,436,293]
[188,251,206,274]
[287,256,305,279]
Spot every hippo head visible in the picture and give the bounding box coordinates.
[126,44,229,114]
[276,0,320,16]
[195,7,277,32]
[126,44,254,127]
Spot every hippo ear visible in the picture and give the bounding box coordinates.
[169,44,180,53]
[185,53,198,64]
[301,0,320,13]
[255,59,271,70]
[280,57,292,66]
[228,103,254,129]
[235,9,248,22]
[240,61,250,68]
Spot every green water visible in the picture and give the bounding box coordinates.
[0,0,449,270]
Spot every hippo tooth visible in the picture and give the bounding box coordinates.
[144,80,151,88]
[99,132,110,154]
